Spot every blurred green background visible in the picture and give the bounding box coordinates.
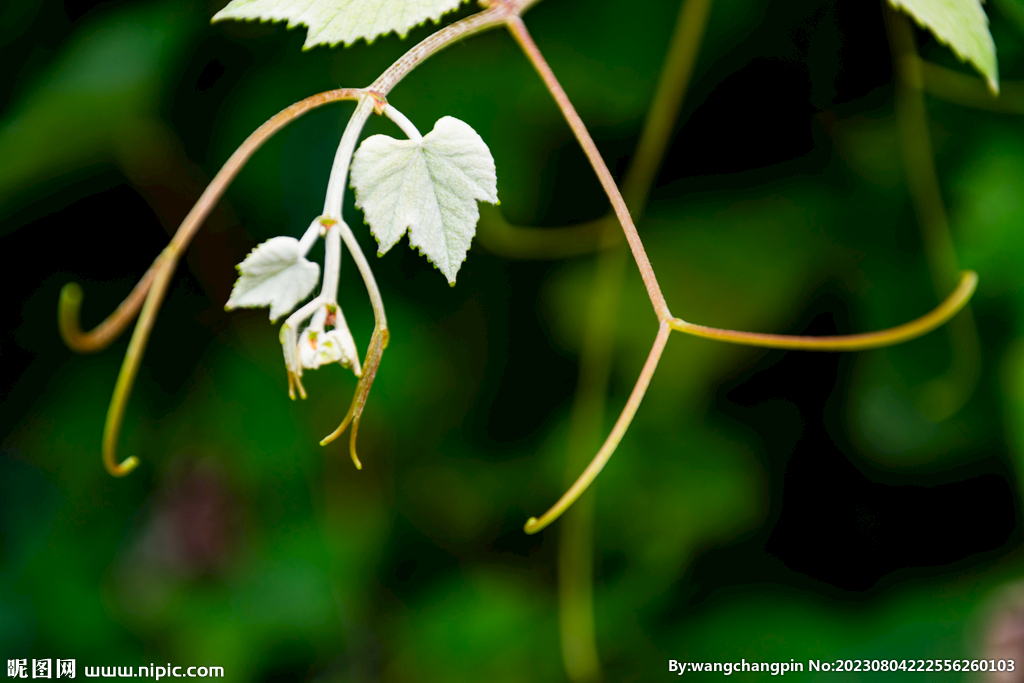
[3,0,1024,680]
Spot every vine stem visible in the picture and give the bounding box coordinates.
[317,3,525,457]
[478,0,713,261]
[514,9,981,532]
[324,3,519,220]
[553,0,712,677]
[60,88,365,356]
[618,0,713,212]
[887,11,959,297]
[672,270,977,350]
[324,98,374,219]
[382,104,423,141]
[322,224,342,304]
[59,258,162,354]
[887,8,981,422]
[370,3,520,95]
[319,220,390,470]
[557,262,625,683]
[337,221,388,333]
[101,248,176,476]
[82,88,365,476]
[504,15,673,323]
[920,59,1024,113]
[475,209,612,259]
[525,322,671,534]
[86,3,532,476]
[523,270,978,528]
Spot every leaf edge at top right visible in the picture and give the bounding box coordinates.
[889,0,999,92]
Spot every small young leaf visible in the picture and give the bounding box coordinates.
[350,116,498,284]
[889,0,999,92]
[226,236,320,321]
[212,0,467,49]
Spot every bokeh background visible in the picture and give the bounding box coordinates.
[4,0,1024,680]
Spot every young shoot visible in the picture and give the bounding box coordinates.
[58,0,982,542]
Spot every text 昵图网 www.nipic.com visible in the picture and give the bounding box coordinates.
[668,658,1018,675]
[8,660,224,679]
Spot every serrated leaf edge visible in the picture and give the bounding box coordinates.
[212,0,471,49]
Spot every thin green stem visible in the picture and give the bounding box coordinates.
[517,5,981,535]
[92,88,365,475]
[887,12,959,296]
[525,322,671,534]
[95,2,539,477]
[525,270,977,530]
[319,325,388,470]
[102,248,180,476]
[169,89,360,252]
[620,0,711,214]
[671,271,976,350]
[319,220,389,468]
[337,221,388,333]
[887,9,982,422]
[920,60,1024,113]
[558,480,600,681]
[558,247,627,683]
[317,5,542,463]
[553,2,712,677]
[475,209,612,260]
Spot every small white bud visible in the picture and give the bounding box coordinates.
[297,304,362,376]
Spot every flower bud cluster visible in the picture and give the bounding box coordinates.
[227,216,362,400]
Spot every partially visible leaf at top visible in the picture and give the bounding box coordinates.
[226,236,320,321]
[212,0,467,49]
[350,116,498,285]
[992,0,1024,37]
[889,0,999,92]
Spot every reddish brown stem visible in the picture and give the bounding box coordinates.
[504,16,672,323]
[59,89,366,356]
[89,88,365,476]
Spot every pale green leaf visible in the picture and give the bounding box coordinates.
[889,0,999,92]
[226,236,320,321]
[212,0,467,49]
[350,116,498,284]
